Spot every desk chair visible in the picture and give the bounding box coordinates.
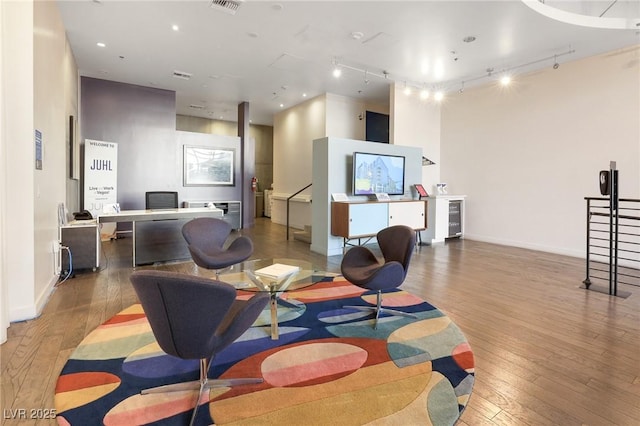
[145,191,178,209]
[342,225,417,329]
[130,270,269,426]
[182,217,253,278]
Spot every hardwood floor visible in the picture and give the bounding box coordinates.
[2,218,639,425]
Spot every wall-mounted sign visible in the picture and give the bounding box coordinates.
[35,129,43,170]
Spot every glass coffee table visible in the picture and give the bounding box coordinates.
[219,258,324,340]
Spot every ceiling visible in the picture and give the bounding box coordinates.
[56,0,640,126]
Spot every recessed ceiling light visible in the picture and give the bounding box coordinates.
[247,32,259,38]
[302,93,307,98]
[279,103,284,108]
[172,24,179,31]
[500,75,512,86]
[351,31,364,40]
[96,42,106,47]
[333,67,342,78]
[434,91,444,101]
[463,36,476,43]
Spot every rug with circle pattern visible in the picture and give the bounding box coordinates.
[54,277,474,425]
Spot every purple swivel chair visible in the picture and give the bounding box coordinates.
[342,225,417,329]
[182,217,253,277]
[130,270,269,426]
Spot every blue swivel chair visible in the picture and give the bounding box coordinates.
[342,225,417,329]
[130,270,269,426]
[182,217,253,277]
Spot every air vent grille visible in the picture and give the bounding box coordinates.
[172,70,192,80]
[209,0,243,15]
[189,104,205,110]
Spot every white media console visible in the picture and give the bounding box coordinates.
[331,200,427,245]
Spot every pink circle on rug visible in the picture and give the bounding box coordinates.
[261,342,367,387]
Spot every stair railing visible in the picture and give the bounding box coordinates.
[286,183,312,240]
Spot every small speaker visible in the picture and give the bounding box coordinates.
[599,170,610,195]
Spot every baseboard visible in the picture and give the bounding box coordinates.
[463,234,584,259]
[9,274,57,323]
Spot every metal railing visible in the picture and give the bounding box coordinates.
[286,183,312,240]
[584,197,640,296]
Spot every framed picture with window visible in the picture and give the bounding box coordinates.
[183,145,235,186]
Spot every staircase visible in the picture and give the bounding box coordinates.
[293,225,312,244]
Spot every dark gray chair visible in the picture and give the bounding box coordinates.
[342,225,417,329]
[129,270,269,426]
[182,217,253,277]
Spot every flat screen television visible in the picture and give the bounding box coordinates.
[353,152,405,196]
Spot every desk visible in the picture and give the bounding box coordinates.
[98,208,223,266]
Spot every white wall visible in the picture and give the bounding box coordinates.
[390,83,442,194]
[325,93,388,141]
[271,95,326,229]
[32,0,69,315]
[0,1,73,328]
[0,0,7,342]
[3,0,36,323]
[311,137,423,256]
[440,47,640,257]
[272,93,392,230]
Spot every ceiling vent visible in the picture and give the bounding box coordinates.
[172,70,192,80]
[189,104,205,110]
[209,0,244,15]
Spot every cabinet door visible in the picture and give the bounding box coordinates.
[349,203,388,237]
[388,201,426,229]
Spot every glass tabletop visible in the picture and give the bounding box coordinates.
[219,258,325,293]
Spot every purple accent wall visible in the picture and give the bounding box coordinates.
[80,77,242,213]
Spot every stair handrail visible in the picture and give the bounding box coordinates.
[286,183,312,240]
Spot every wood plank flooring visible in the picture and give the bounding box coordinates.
[2,218,639,425]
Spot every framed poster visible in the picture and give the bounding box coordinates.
[184,145,235,186]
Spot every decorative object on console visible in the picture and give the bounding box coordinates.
[414,184,428,199]
[436,183,448,195]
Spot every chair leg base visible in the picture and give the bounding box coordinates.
[141,357,263,426]
[141,377,264,395]
[343,305,417,329]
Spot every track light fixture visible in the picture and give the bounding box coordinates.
[329,48,573,101]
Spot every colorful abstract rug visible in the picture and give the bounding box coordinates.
[54,277,475,425]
